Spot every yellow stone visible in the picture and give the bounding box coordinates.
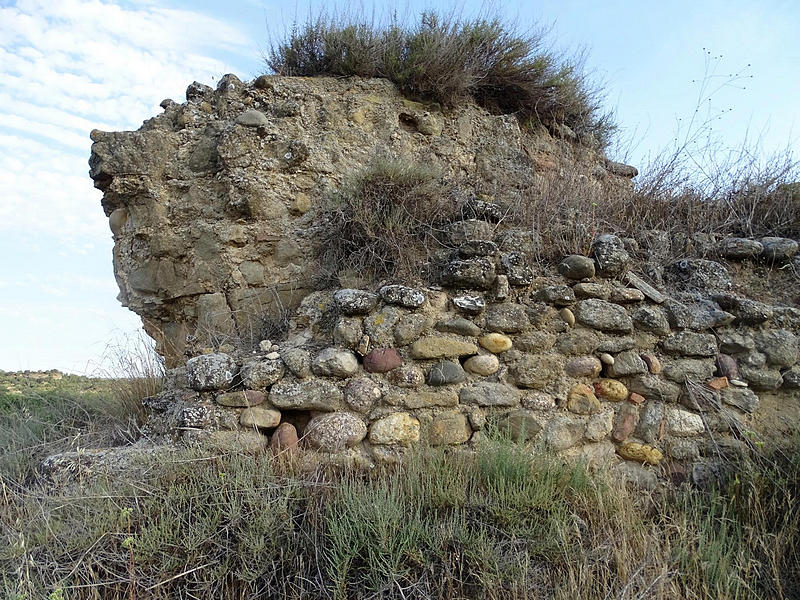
[593,378,628,402]
[478,333,513,353]
[566,384,601,415]
[410,336,478,359]
[617,442,663,465]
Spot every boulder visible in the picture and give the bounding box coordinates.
[333,289,378,315]
[484,303,530,333]
[186,353,236,391]
[478,333,513,353]
[498,410,543,441]
[379,284,426,308]
[427,361,467,386]
[452,295,486,314]
[269,378,343,411]
[241,358,285,388]
[718,237,763,260]
[441,258,496,289]
[665,259,731,292]
[312,348,360,378]
[459,382,521,406]
[463,354,500,376]
[305,412,367,451]
[760,237,798,262]
[558,255,595,280]
[410,336,478,359]
[216,390,265,408]
[591,234,630,276]
[511,355,563,389]
[574,299,633,332]
[429,412,472,445]
[363,348,403,373]
[369,413,420,445]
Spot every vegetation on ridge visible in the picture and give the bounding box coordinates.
[267,10,616,148]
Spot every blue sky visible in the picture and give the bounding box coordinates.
[1,0,798,373]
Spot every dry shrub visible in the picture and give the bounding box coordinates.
[268,10,615,147]
[316,157,455,284]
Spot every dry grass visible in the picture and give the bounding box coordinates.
[267,9,616,148]
[315,157,457,285]
[2,414,799,599]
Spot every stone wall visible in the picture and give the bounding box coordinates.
[144,236,800,484]
[90,73,800,483]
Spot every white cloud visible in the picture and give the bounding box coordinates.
[0,0,256,242]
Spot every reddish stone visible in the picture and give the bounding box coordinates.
[640,353,662,374]
[716,354,739,380]
[707,376,729,390]
[628,392,646,405]
[611,404,639,442]
[270,422,298,455]
[363,348,402,373]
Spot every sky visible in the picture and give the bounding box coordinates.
[0,0,798,374]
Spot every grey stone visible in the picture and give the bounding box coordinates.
[435,317,481,336]
[459,382,521,406]
[754,329,798,367]
[444,219,493,245]
[713,294,772,325]
[635,400,665,443]
[280,348,312,379]
[720,387,760,412]
[555,329,600,354]
[498,410,542,441]
[235,109,269,127]
[739,366,783,390]
[241,358,285,388]
[564,356,603,377]
[573,282,610,299]
[344,377,382,412]
[186,353,236,391]
[427,361,467,386]
[500,252,534,285]
[459,240,499,257]
[536,285,576,306]
[543,415,583,450]
[270,378,342,411]
[591,234,630,277]
[333,289,379,315]
[441,258,496,289]
[394,314,429,346]
[452,295,485,314]
[333,317,364,349]
[515,331,557,352]
[607,350,648,377]
[511,354,563,389]
[665,259,731,292]
[595,336,636,353]
[718,237,763,260]
[460,199,504,222]
[661,332,717,357]
[558,255,595,280]
[625,272,666,303]
[718,332,755,354]
[663,299,734,330]
[312,348,360,378]
[305,412,367,451]
[574,299,633,332]
[632,306,671,336]
[626,374,681,402]
[760,237,798,262]
[662,359,716,383]
[363,306,402,346]
[387,364,426,388]
[485,303,530,333]
[610,288,645,303]
[379,285,426,308]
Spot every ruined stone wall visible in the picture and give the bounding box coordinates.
[91,74,800,483]
[89,74,632,367]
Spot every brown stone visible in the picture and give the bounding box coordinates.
[640,353,662,375]
[707,376,729,390]
[270,422,299,454]
[611,404,639,442]
[628,392,646,405]
[567,384,601,415]
[363,348,402,373]
[593,379,628,402]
